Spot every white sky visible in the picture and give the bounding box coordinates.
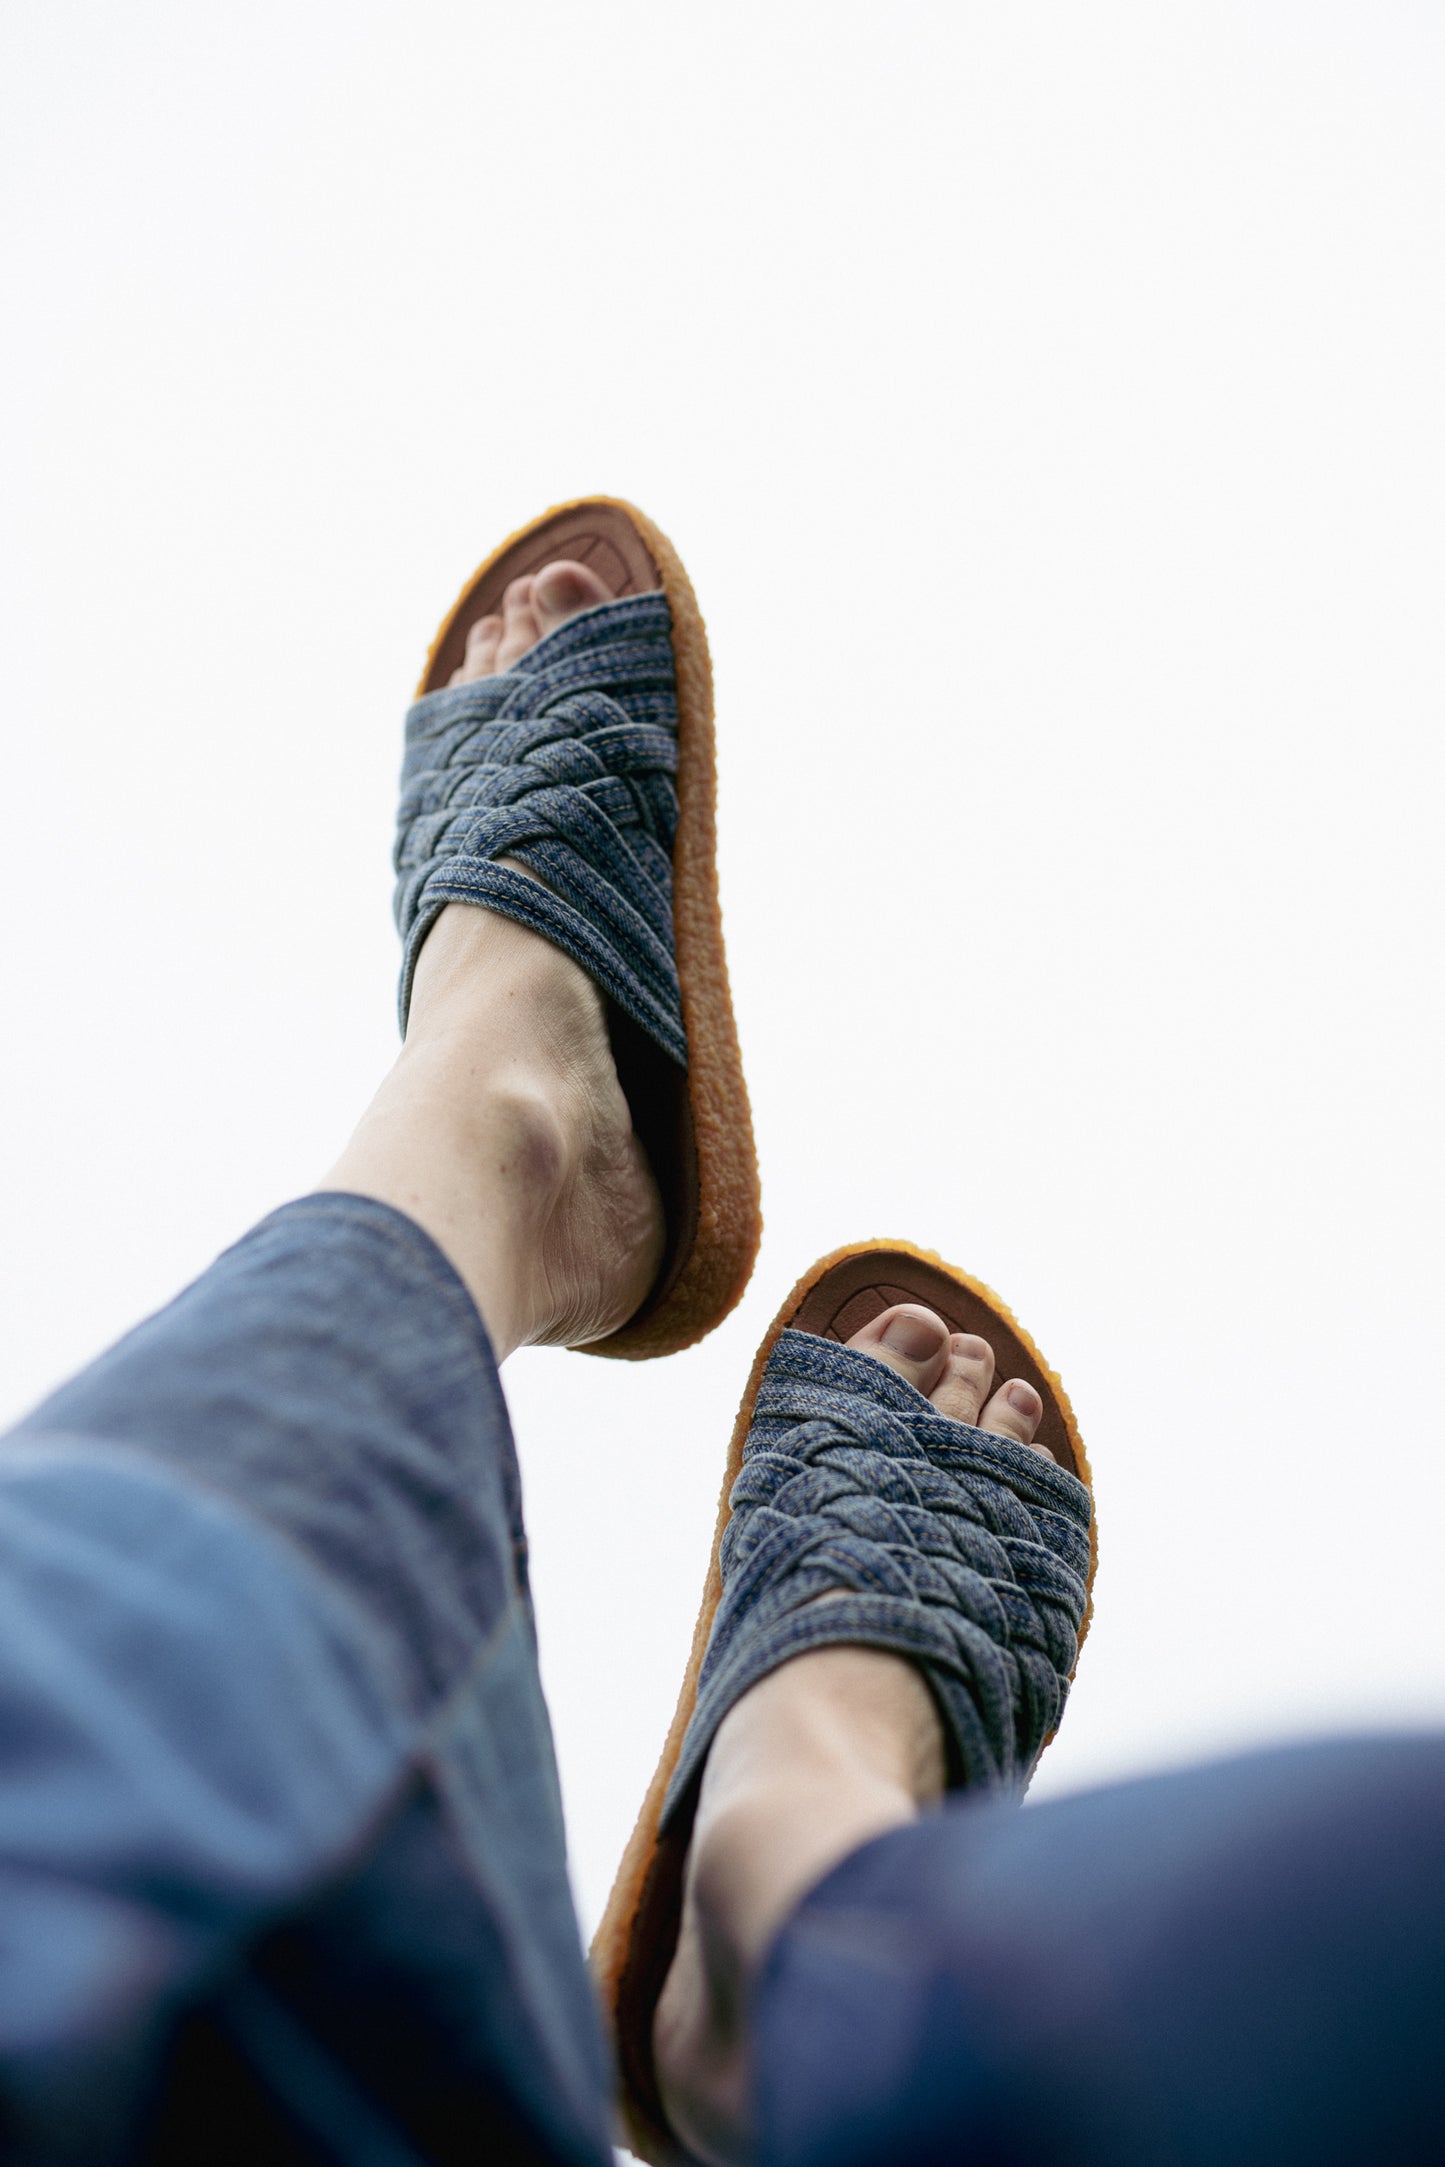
[3,0,1445,1949]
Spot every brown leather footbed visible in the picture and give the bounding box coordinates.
[417,497,761,1360]
[591,1239,1098,2166]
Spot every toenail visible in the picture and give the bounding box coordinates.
[880,1310,948,1361]
[953,1334,991,1364]
[1006,1380,1041,1417]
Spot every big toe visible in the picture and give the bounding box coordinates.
[847,1304,954,1397]
[533,558,612,634]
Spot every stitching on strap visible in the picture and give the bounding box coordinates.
[392,594,687,1065]
[665,1329,1093,1819]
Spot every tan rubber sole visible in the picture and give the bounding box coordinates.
[591,1238,1098,2164]
[418,496,761,1360]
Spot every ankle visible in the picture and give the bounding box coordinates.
[655,1650,943,2165]
[690,1648,942,1969]
[327,1048,572,1347]
[323,904,663,1358]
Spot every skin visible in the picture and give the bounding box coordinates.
[325,560,1053,2165]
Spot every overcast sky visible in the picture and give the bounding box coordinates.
[3,0,1444,1952]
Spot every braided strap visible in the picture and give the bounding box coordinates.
[393,593,687,1066]
[664,1330,1092,1820]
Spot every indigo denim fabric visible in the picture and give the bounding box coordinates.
[2,1207,1445,2166]
[755,1733,1445,2167]
[665,1329,1093,1820]
[0,1197,612,2167]
[393,595,686,1065]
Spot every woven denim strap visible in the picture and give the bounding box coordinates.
[393,593,687,1066]
[664,1329,1093,1821]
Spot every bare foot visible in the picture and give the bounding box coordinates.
[323,561,664,1358]
[653,1305,1051,2166]
[448,560,613,683]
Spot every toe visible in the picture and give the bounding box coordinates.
[846,1304,952,1398]
[452,613,503,684]
[978,1375,1055,1459]
[493,575,541,670]
[927,1333,997,1427]
[467,612,502,659]
[446,558,612,686]
[533,558,612,635]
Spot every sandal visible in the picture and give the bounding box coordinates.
[592,1238,1097,2161]
[393,496,761,1359]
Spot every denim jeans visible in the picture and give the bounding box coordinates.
[757,1733,1445,2167]
[0,1196,612,2166]
[1,1196,1443,2164]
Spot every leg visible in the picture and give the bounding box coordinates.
[325,555,664,1360]
[754,1734,1445,2167]
[4,1193,613,2164]
[656,1306,1042,2160]
[324,893,662,1358]
[0,564,653,2161]
[654,1312,1445,2167]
